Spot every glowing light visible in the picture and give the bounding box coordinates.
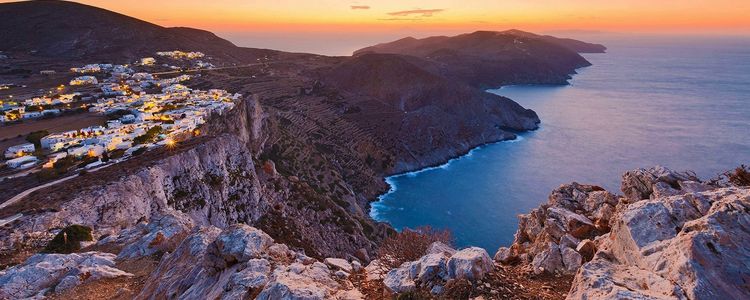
[165,138,177,149]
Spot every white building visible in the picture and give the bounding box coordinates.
[4,143,35,158]
[7,156,38,168]
[70,76,98,85]
[140,57,156,66]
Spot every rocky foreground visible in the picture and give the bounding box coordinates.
[0,166,746,299]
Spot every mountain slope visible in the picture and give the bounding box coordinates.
[354,30,603,88]
[0,1,268,62]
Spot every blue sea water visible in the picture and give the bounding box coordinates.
[370,35,750,252]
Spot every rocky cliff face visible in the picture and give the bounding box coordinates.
[494,166,750,300]
[2,165,747,299]
[0,97,386,265]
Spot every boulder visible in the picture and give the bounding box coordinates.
[576,239,597,262]
[114,211,194,260]
[493,247,516,264]
[351,260,362,272]
[324,258,353,273]
[415,252,450,283]
[221,259,272,300]
[136,226,223,299]
[561,247,582,274]
[0,252,132,298]
[547,207,596,239]
[559,234,580,249]
[426,241,456,256]
[531,243,563,275]
[447,247,493,281]
[205,224,274,271]
[620,166,700,202]
[365,259,386,281]
[257,262,340,300]
[383,261,417,294]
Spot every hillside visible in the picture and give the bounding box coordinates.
[0,1,270,62]
[354,30,604,88]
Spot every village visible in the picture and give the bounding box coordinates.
[0,51,236,178]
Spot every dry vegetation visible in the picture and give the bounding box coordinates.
[376,226,453,272]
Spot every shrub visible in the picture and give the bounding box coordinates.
[43,225,93,254]
[708,164,750,187]
[134,126,163,145]
[727,165,750,187]
[25,130,49,148]
[132,147,147,156]
[376,226,453,273]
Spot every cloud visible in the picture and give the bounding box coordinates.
[351,5,370,10]
[387,9,444,17]
[377,18,422,21]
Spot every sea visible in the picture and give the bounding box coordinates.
[368,34,750,252]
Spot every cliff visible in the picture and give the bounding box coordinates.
[3,166,746,299]
[0,98,388,264]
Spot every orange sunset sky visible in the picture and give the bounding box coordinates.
[40,0,750,35]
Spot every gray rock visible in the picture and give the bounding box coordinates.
[547,207,595,239]
[426,241,456,256]
[383,261,417,294]
[561,247,582,274]
[205,224,274,271]
[531,243,563,275]
[559,234,581,249]
[351,260,362,272]
[569,187,750,300]
[257,261,340,300]
[415,252,450,283]
[334,270,349,279]
[115,211,194,260]
[447,247,493,281]
[324,257,353,273]
[431,285,444,295]
[221,259,272,300]
[0,252,132,299]
[493,247,515,264]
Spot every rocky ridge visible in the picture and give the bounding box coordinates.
[494,166,750,299]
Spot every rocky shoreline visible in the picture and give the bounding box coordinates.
[2,165,746,299]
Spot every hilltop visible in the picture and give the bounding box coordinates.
[354,30,605,88]
[0,0,272,62]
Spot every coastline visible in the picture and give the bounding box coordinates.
[369,133,527,223]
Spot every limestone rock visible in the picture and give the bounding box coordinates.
[324,258,353,273]
[493,247,515,264]
[568,187,750,299]
[561,247,582,274]
[113,211,194,260]
[620,166,700,202]
[257,262,341,300]
[447,247,493,281]
[383,261,417,294]
[576,239,597,262]
[351,260,362,272]
[426,241,456,256]
[205,224,274,271]
[415,252,450,283]
[0,252,132,299]
[531,243,563,275]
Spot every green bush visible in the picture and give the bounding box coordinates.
[26,130,49,148]
[134,126,163,145]
[43,225,93,254]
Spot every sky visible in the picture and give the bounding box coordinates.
[9,0,750,55]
